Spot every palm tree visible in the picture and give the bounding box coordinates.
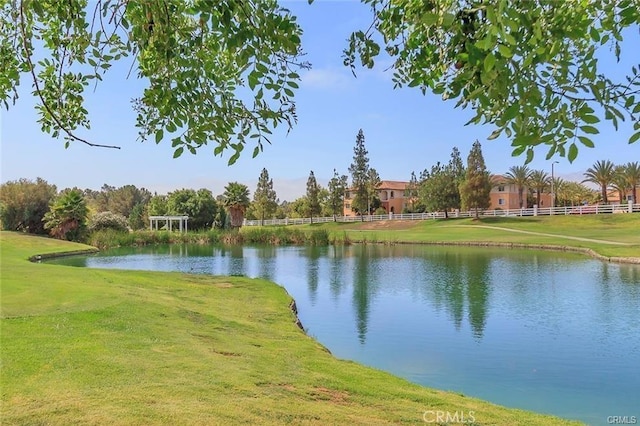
[43,189,88,241]
[552,177,568,206]
[583,160,615,204]
[505,165,532,208]
[623,161,640,204]
[528,170,550,207]
[222,182,250,228]
[611,166,630,204]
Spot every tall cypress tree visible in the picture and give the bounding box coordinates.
[366,168,381,215]
[306,170,320,224]
[348,129,370,220]
[328,169,348,221]
[448,146,466,211]
[460,141,491,219]
[253,168,277,225]
[404,171,419,213]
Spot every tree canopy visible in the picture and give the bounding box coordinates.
[253,168,278,225]
[2,1,638,161]
[1,0,306,162]
[346,0,640,162]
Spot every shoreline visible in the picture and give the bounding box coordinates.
[35,238,639,265]
[347,239,640,264]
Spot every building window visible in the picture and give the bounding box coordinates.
[498,185,505,192]
[390,191,394,198]
[498,198,505,205]
[345,192,351,199]
[345,203,351,209]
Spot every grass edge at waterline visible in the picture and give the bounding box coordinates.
[87,227,331,249]
[1,232,581,425]
[87,214,640,262]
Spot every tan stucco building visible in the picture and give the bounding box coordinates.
[489,175,552,210]
[343,181,409,216]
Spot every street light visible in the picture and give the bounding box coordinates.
[551,161,559,209]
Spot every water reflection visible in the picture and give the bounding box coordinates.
[328,245,346,300]
[306,246,321,305]
[352,246,372,343]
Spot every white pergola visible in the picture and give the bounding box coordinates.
[149,215,189,233]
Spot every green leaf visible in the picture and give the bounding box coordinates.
[581,115,600,124]
[525,148,534,164]
[484,53,496,72]
[228,152,240,165]
[578,136,594,148]
[580,125,599,134]
[173,147,184,158]
[487,128,502,140]
[248,73,258,90]
[155,129,163,144]
[630,131,640,144]
[498,44,512,58]
[568,143,578,162]
[511,145,526,156]
[503,33,516,46]
[504,103,519,121]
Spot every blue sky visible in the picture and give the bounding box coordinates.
[2,1,639,200]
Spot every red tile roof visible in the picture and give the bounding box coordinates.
[377,180,409,190]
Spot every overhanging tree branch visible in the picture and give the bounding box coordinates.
[18,0,120,150]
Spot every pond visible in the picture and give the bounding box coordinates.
[48,244,640,425]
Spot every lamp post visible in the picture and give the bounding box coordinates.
[551,161,559,209]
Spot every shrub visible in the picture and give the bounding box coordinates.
[88,211,129,233]
[0,178,56,234]
[308,229,329,245]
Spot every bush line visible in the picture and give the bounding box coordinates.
[87,228,336,250]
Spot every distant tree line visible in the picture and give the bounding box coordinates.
[2,135,638,241]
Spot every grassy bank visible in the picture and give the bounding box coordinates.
[1,232,579,425]
[294,214,640,260]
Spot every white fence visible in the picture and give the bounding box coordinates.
[243,203,640,227]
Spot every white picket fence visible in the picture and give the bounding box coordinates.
[243,203,640,227]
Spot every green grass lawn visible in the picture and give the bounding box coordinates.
[297,214,640,259]
[0,232,581,425]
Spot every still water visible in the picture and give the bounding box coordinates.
[49,244,640,425]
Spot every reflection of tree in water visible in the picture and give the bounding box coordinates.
[426,248,491,339]
[352,245,383,345]
[465,253,491,339]
[221,245,244,276]
[305,246,322,306]
[256,245,276,281]
[328,245,347,300]
[616,264,640,307]
[619,264,640,286]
